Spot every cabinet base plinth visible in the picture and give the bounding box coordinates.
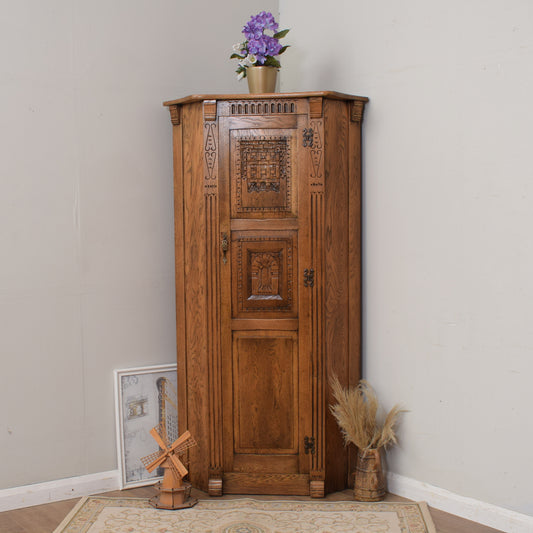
[310,480,325,498]
[223,473,310,495]
[208,477,223,496]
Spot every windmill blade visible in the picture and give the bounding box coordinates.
[150,426,169,452]
[167,457,181,480]
[140,450,164,473]
[174,435,197,456]
[169,452,189,478]
[145,452,167,473]
[169,430,196,455]
[169,430,192,453]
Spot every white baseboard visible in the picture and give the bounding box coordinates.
[388,472,533,533]
[0,470,120,512]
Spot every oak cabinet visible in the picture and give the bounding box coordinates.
[164,92,367,497]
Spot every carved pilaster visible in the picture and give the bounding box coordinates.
[205,192,223,493]
[203,103,222,492]
[309,120,324,191]
[204,122,218,193]
[310,190,325,488]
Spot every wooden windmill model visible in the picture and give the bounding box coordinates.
[141,379,197,509]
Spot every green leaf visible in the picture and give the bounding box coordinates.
[264,57,281,68]
[235,65,247,79]
[230,53,245,60]
[273,29,290,39]
[278,45,290,55]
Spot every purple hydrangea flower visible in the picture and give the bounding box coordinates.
[242,21,262,40]
[264,35,282,56]
[242,11,279,39]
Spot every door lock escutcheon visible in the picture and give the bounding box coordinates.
[303,268,315,287]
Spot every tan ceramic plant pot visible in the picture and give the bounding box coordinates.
[246,66,278,93]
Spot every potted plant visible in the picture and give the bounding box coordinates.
[230,11,290,93]
[330,377,405,501]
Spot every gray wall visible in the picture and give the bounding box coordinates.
[280,0,533,517]
[0,0,276,489]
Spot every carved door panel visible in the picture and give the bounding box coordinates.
[219,112,312,493]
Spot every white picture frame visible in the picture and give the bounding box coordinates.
[114,363,178,489]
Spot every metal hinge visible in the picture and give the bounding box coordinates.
[303,128,314,147]
[304,436,316,455]
[303,268,315,287]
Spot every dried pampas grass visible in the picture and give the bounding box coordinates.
[330,376,405,451]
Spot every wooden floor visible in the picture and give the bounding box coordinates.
[0,485,503,533]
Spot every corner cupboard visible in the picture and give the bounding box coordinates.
[164,91,368,497]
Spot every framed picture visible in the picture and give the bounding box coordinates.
[114,363,178,489]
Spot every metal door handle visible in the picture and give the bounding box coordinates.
[221,233,229,264]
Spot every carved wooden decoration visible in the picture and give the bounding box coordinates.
[165,91,367,499]
[351,100,365,123]
[232,135,294,217]
[203,105,222,494]
[203,100,217,121]
[204,122,218,190]
[309,119,324,188]
[168,105,180,125]
[233,233,296,316]
[251,253,280,296]
[241,139,286,194]
[310,187,325,496]
[229,99,298,116]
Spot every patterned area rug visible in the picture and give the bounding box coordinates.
[54,496,437,533]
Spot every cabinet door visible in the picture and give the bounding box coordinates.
[219,112,312,494]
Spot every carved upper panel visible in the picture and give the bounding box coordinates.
[240,138,288,194]
[232,134,296,218]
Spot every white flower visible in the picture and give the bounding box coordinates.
[243,54,257,67]
[233,42,245,52]
[237,71,245,80]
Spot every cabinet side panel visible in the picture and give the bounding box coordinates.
[347,108,363,482]
[323,99,351,493]
[172,111,188,441]
[181,102,209,490]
